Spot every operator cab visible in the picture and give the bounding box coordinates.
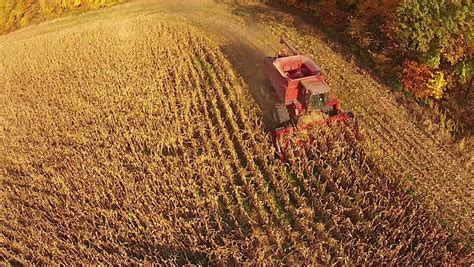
[308,92,329,110]
[300,79,331,112]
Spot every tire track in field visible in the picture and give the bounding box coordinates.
[202,40,348,263]
[184,36,307,261]
[193,45,304,261]
[165,36,246,237]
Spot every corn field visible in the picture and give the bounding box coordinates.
[0,14,472,265]
[265,20,474,238]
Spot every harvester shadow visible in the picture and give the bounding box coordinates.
[215,3,287,133]
[220,41,277,132]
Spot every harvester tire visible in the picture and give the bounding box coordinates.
[273,104,290,126]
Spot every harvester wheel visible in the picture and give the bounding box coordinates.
[273,104,290,126]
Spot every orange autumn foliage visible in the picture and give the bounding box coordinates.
[402,60,433,98]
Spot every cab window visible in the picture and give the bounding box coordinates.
[318,94,325,104]
[309,93,327,110]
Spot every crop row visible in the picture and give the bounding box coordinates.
[0,18,470,265]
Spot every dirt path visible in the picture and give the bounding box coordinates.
[1,0,472,236]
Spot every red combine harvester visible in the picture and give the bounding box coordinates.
[264,36,355,159]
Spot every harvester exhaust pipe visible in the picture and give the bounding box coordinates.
[280,36,300,55]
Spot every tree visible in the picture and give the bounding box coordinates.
[397,0,473,99]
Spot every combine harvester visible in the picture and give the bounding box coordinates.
[265,36,355,160]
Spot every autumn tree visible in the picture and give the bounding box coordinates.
[397,0,473,99]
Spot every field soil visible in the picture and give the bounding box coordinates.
[0,0,472,264]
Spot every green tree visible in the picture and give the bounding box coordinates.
[397,0,473,65]
[397,0,473,99]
